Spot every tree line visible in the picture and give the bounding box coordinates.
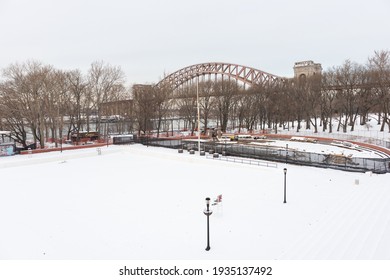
[1,50,389,148]
[134,50,390,137]
[0,61,127,148]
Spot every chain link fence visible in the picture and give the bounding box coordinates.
[267,130,390,149]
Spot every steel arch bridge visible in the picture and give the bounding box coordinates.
[156,62,284,89]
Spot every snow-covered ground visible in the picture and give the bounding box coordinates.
[1,144,389,260]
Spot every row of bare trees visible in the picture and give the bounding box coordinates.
[0,61,127,148]
[1,50,389,147]
[135,50,390,136]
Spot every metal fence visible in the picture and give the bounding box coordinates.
[136,137,390,174]
[268,130,390,149]
[136,137,183,149]
[223,143,389,174]
[206,154,278,168]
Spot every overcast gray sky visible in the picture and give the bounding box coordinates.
[1,0,389,84]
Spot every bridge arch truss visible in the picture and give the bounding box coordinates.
[157,62,284,89]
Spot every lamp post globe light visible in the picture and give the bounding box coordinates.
[283,168,287,203]
[203,197,213,251]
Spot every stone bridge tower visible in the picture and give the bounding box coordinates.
[293,60,322,81]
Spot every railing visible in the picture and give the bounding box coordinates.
[224,143,389,174]
[267,129,390,149]
[206,154,277,168]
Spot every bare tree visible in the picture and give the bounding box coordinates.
[0,61,53,148]
[233,90,257,133]
[214,78,238,132]
[321,69,338,132]
[66,70,88,140]
[47,70,72,146]
[0,79,29,147]
[250,84,268,131]
[132,84,156,135]
[176,84,197,135]
[304,75,322,133]
[87,61,126,134]
[333,60,365,132]
[198,80,215,135]
[154,82,173,137]
[288,79,306,132]
[368,50,390,132]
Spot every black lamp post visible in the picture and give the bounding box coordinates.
[283,168,287,203]
[203,197,213,251]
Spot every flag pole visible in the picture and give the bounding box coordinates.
[197,76,201,155]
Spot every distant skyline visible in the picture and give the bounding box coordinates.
[1,0,389,85]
